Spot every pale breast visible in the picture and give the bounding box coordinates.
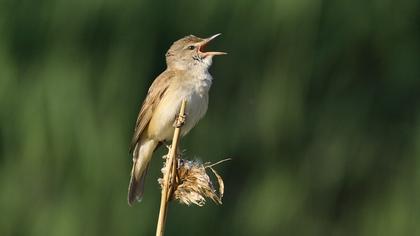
[147,73,211,141]
[182,85,209,136]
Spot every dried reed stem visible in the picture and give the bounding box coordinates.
[156,100,187,236]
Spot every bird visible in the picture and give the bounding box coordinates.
[128,34,226,206]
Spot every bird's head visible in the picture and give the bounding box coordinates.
[165,34,226,70]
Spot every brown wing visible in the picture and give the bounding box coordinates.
[129,70,175,153]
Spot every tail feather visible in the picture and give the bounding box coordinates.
[128,162,148,206]
[127,139,158,206]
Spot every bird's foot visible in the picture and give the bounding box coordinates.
[174,114,186,128]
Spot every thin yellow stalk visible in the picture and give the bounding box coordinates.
[156,100,187,236]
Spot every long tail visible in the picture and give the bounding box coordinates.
[128,139,158,206]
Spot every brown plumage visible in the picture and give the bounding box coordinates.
[127,34,226,206]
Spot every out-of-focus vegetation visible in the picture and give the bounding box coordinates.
[1,0,419,235]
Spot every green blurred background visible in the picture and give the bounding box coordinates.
[1,0,419,235]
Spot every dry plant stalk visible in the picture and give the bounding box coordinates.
[155,100,186,236]
[155,100,229,236]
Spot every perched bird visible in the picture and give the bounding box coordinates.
[128,34,226,206]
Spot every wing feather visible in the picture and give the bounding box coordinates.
[129,70,175,153]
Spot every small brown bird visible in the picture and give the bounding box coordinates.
[128,34,226,206]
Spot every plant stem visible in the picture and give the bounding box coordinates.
[156,100,187,236]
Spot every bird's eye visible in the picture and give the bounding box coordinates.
[187,45,195,50]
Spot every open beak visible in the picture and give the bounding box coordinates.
[198,33,227,56]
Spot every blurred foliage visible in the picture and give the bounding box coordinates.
[1,0,420,235]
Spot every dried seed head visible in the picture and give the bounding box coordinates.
[159,157,229,206]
